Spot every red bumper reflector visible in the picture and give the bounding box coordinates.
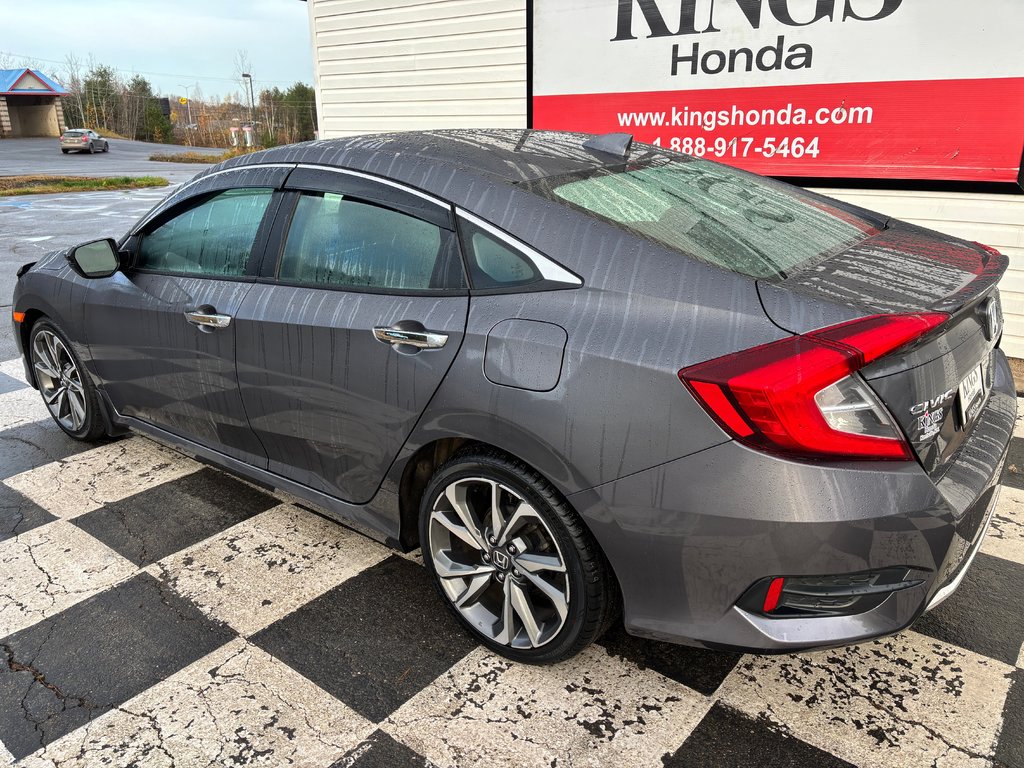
[763,577,785,612]
[12,311,25,323]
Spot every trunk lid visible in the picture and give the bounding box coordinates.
[758,221,1008,478]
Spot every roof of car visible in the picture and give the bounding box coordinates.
[214,129,645,191]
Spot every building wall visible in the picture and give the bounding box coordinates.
[1,98,60,137]
[7,102,21,135]
[11,102,59,136]
[308,0,526,137]
[306,0,1024,356]
[0,97,11,136]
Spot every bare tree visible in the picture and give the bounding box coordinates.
[60,54,85,128]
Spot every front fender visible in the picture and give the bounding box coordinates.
[13,267,94,384]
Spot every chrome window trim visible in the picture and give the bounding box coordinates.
[294,163,446,207]
[129,163,297,235]
[456,209,582,287]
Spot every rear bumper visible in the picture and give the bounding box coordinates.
[570,349,1014,652]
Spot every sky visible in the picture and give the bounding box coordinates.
[1,0,314,101]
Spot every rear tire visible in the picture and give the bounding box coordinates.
[28,320,106,442]
[420,448,618,663]
[88,143,95,154]
[102,142,109,152]
[60,149,69,154]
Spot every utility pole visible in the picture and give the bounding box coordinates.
[241,73,255,125]
[177,84,194,143]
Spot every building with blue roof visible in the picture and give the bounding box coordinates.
[0,68,70,138]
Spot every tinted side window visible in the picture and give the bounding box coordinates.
[278,192,464,291]
[458,220,540,289]
[137,188,273,276]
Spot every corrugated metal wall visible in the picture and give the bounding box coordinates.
[309,0,527,137]
[305,0,1024,358]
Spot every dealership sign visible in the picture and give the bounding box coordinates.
[531,0,1024,183]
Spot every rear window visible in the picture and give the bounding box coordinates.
[63,131,83,137]
[524,157,881,279]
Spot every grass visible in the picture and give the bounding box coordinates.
[0,175,169,196]
[149,147,259,164]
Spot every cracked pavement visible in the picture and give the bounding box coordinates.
[0,360,1021,766]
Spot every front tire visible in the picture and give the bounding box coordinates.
[29,320,105,441]
[420,448,618,663]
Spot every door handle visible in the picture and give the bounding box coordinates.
[373,325,448,350]
[184,310,232,329]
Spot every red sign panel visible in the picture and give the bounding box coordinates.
[530,1,1024,184]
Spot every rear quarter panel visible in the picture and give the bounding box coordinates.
[391,224,788,497]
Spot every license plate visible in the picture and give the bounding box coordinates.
[958,363,985,426]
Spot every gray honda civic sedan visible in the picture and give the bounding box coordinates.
[11,130,1014,663]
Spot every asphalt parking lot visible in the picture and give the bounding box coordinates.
[0,139,1022,767]
[0,136,220,180]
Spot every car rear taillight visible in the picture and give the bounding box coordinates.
[678,313,948,461]
[81,136,88,142]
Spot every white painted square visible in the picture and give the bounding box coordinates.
[0,520,137,638]
[0,385,50,431]
[18,639,375,768]
[383,645,710,767]
[717,631,1014,768]
[148,503,391,636]
[0,357,29,383]
[4,437,200,520]
[984,484,1024,565]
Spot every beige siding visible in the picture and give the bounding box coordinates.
[812,189,1024,358]
[307,0,527,137]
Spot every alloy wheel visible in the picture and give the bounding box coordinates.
[428,477,570,649]
[31,329,88,432]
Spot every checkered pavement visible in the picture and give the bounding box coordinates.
[0,355,1021,768]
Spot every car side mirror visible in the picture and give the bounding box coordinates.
[68,238,120,278]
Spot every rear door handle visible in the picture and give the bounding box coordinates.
[373,325,448,350]
[184,310,232,329]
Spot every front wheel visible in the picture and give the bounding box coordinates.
[420,449,618,663]
[29,320,106,441]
